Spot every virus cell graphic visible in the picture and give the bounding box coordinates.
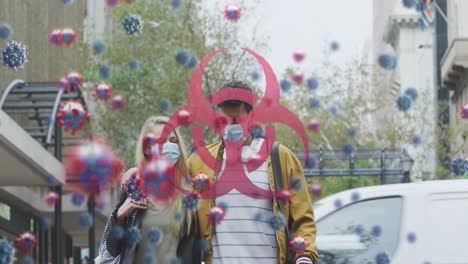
[251,126,265,139]
[405,87,418,101]
[250,71,260,81]
[334,199,343,208]
[354,224,364,235]
[71,192,86,206]
[307,119,320,133]
[309,183,322,197]
[192,173,211,192]
[122,14,143,36]
[0,238,15,264]
[111,96,125,110]
[290,72,304,85]
[177,109,192,126]
[309,98,320,110]
[64,139,123,195]
[94,82,113,101]
[182,192,201,212]
[292,50,306,63]
[290,176,302,191]
[172,0,182,8]
[78,212,93,229]
[147,227,163,245]
[371,225,383,237]
[106,0,120,7]
[347,127,358,138]
[224,4,241,22]
[44,192,60,207]
[412,135,422,146]
[0,24,13,40]
[277,189,292,203]
[306,77,319,90]
[207,206,226,225]
[460,103,468,119]
[93,40,106,56]
[16,232,37,253]
[160,99,172,113]
[124,175,146,204]
[2,41,28,71]
[184,56,198,69]
[269,213,286,231]
[58,77,71,91]
[280,79,292,92]
[62,28,77,45]
[66,71,83,90]
[99,65,112,79]
[450,156,468,177]
[343,143,355,156]
[396,94,412,112]
[329,106,338,116]
[175,51,190,65]
[139,156,178,204]
[289,236,309,255]
[111,224,124,239]
[375,251,391,264]
[330,41,340,52]
[378,53,398,70]
[402,0,417,9]
[129,59,140,70]
[407,232,417,243]
[56,100,90,135]
[125,226,141,246]
[49,30,63,46]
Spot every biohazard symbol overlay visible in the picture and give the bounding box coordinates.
[160,48,310,199]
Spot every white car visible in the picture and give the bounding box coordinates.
[313,180,468,264]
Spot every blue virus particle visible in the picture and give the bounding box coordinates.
[405,87,418,101]
[378,53,398,70]
[183,192,200,212]
[198,239,210,253]
[60,0,75,5]
[251,126,264,139]
[40,217,51,230]
[2,41,28,71]
[334,199,342,208]
[184,56,198,69]
[306,77,319,90]
[351,192,360,202]
[269,213,286,231]
[159,98,172,113]
[174,211,183,222]
[143,248,155,264]
[290,176,303,191]
[23,256,34,264]
[450,156,468,177]
[250,71,260,81]
[78,212,93,229]
[330,41,340,52]
[329,106,338,116]
[175,51,189,65]
[306,155,316,169]
[309,98,320,109]
[171,0,182,8]
[343,143,355,156]
[396,94,412,112]
[280,79,292,92]
[371,225,383,237]
[354,224,364,235]
[407,232,417,243]
[126,226,142,246]
[92,40,106,56]
[217,201,229,212]
[402,0,417,9]
[111,225,124,240]
[0,238,15,264]
[170,256,182,264]
[375,251,391,264]
[0,24,12,40]
[99,65,112,79]
[412,135,422,146]
[347,127,358,138]
[122,14,143,36]
[147,227,163,245]
[129,59,140,70]
[71,192,86,206]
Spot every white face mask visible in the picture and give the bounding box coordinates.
[151,142,180,165]
[224,124,245,142]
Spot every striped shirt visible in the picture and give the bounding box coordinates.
[212,138,279,264]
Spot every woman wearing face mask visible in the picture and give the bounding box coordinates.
[97,116,201,264]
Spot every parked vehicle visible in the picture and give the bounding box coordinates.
[314,180,468,264]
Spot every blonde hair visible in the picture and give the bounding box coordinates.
[135,116,192,234]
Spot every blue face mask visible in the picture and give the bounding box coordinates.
[151,142,180,165]
[224,124,245,142]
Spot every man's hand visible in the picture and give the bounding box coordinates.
[120,167,138,189]
[116,198,147,222]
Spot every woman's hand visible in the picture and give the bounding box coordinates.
[120,167,138,189]
[116,198,147,222]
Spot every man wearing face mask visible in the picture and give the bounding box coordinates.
[188,81,318,264]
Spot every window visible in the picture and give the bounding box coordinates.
[316,197,403,264]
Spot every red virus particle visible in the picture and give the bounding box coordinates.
[49,29,63,46]
[16,232,37,253]
[289,236,309,256]
[62,28,77,46]
[192,173,211,192]
[94,82,113,101]
[66,71,83,90]
[461,103,468,120]
[307,119,320,133]
[224,4,241,22]
[139,156,178,204]
[56,100,90,135]
[111,95,125,110]
[44,192,60,207]
[309,183,323,197]
[292,50,306,63]
[207,206,226,225]
[290,72,304,85]
[58,77,71,91]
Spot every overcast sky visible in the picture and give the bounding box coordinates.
[204,0,374,75]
